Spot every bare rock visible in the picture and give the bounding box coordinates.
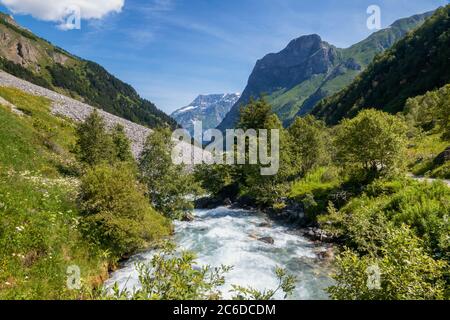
[258,237,275,245]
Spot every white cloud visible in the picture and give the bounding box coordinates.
[0,0,124,26]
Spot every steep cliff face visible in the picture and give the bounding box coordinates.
[171,93,240,135]
[217,11,434,130]
[218,34,339,129]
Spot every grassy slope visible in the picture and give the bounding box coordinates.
[0,87,108,299]
[407,132,449,179]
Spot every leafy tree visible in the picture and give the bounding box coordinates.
[78,162,171,260]
[139,128,199,219]
[405,84,450,140]
[235,99,297,206]
[194,163,236,198]
[75,110,115,167]
[288,115,331,175]
[328,225,447,300]
[111,124,134,163]
[334,109,408,179]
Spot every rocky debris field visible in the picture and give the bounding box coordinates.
[0,70,150,157]
[0,70,208,164]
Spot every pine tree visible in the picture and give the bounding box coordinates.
[111,124,134,162]
[75,110,114,167]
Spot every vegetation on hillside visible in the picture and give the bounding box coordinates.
[195,86,450,299]
[0,87,171,298]
[0,14,176,129]
[313,5,450,124]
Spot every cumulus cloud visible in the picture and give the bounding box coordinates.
[0,0,125,28]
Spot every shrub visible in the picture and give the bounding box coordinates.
[328,225,447,300]
[78,163,171,260]
[288,115,331,175]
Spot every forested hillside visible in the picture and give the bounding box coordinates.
[312,5,450,124]
[0,12,176,129]
[217,10,433,130]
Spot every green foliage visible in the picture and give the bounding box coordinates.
[407,132,448,177]
[0,57,51,89]
[46,62,176,129]
[75,110,115,167]
[234,98,298,206]
[320,178,450,260]
[405,84,450,140]
[0,88,108,299]
[231,267,296,300]
[0,87,78,175]
[139,128,199,219]
[111,124,134,163]
[335,109,408,179]
[288,115,331,175]
[328,225,447,300]
[313,5,450,124]
[78,163,171,260]
[194,163,235,197]
[0,169,107,299]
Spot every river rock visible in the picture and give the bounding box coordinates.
[434,146,450,165]
[258,221,272,228]
[258,237,275,245]
[182,213,195,222]
[317,247,335,262]
[223,198,232,206]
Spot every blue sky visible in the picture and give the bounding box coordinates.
[0,0,447,114]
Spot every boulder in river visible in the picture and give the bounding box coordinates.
[258,237,275,245]
[182,213,195,222]
[258,221,272,228]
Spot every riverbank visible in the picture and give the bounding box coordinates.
[105,206,335,300]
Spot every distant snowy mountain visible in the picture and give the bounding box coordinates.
[171,93,240,135]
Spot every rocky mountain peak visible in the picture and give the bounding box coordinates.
[171,93,240,135]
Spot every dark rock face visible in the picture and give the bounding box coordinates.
[434,147,450,166]
[247,34,337,95]
[217,11,433,130]
[218,34,338,130]
[258,237,275,245]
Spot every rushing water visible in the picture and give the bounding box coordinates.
[105,207,334,300]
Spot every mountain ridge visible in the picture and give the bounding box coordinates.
[217,10,435,130]
[171,93,240,135]
[312,5,450,124]
[0,12,176,129]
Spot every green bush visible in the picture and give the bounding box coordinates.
[75,110,115,167]
[335,109,408,180]
[328,225,447,300]
[321,179,450,260]
[78,163,171,260]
